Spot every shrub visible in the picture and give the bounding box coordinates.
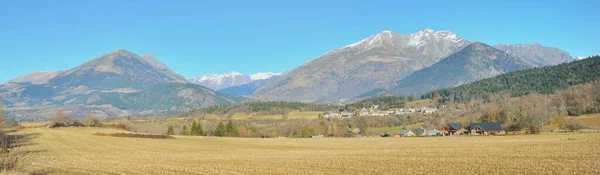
[565,121,584,132]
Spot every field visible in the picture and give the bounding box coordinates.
[404,99,433,108]
[7,127,600,174]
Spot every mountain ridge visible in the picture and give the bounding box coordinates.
[252,28,472,101]
[0,49,237,119]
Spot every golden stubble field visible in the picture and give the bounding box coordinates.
[8,127,600,175]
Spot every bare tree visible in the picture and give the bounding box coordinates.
[84,112,102,127]
[52,110,72,127]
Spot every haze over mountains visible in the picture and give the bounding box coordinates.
[0,28,579,118]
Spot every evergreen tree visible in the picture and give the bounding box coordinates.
[226,120,238,137]
[215,122,226,137]
[195,121,204,136]
[166,126,175,135]
[179,125,189,135]
[190,120,197,135]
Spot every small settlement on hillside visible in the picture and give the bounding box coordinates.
[323,105,438,120]
[320,104,504,137]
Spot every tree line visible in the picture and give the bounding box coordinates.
[423,55,600,103]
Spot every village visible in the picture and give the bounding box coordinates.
[319,104,504,138]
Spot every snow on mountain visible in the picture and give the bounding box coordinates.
[250,72,281,80]
[188,71,281,90]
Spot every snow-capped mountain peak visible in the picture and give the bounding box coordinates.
[250,72,281,80]
[188,71,281,90]
[334,28,466,54]
[409,29,462,47]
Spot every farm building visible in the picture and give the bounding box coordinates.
[467,123,504,135]
[360,108,369,116]
[425,129,442,136]
[441,123,464,136]
[412,128,425,136]
[399,130,415,137]
[341,113,354,118]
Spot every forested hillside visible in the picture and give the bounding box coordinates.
[423,55,600,102]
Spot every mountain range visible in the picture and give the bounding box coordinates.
[252,29,472,101]
[187,72,280,90]
[0,49,238,119]
[381,42,535,96]
[0,28,579,118]
[249,29,574,101]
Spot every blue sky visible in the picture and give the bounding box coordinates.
[0,0,598,82]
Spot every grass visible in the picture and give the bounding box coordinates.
[8,127,600,174]
[405,99,433,108]
[367,123,424,133]
[230,111,322,120]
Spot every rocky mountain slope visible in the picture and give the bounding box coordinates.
[382,43,535,96]
[494,43,574,66]
[0,49,238,119]
[8,71,63,84]
[253,29,471,101]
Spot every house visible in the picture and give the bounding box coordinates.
[408,108,416,113]
[360,108,369,116]
[384,110,395,115]
[399,129,415,137]
[441,123,464,136]
[341,113,354,118]
[372,105,380,109]
[467,123,504,135]
[420,107,437,114]
[412,128,425,136]
[323,112,341,119]
[425,129,442,136]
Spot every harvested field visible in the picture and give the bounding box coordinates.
[92,132,174,139]
[7,127,600,174]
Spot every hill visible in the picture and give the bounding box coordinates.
[422,55,600,102]
[494,43,574,66]
[383,42,534,96]
[0,49,238,119]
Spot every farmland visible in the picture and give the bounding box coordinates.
[7,127,600,174]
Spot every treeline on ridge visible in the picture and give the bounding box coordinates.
[422,55,600,103]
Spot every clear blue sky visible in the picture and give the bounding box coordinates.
[1,0,598,82]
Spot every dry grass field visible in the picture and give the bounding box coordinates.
[6,127,600,175]
[404,99,433,108]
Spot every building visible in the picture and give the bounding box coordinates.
[412,128,426,136]
[425,129,442,136]
[420,107,438,114]
[441,123,464,136]
[399,129,415,137]
[341,113,354,118]
[372,105,380,109]
[323,112,340,119]
[467,123,504,135]
[360,108,369,116]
